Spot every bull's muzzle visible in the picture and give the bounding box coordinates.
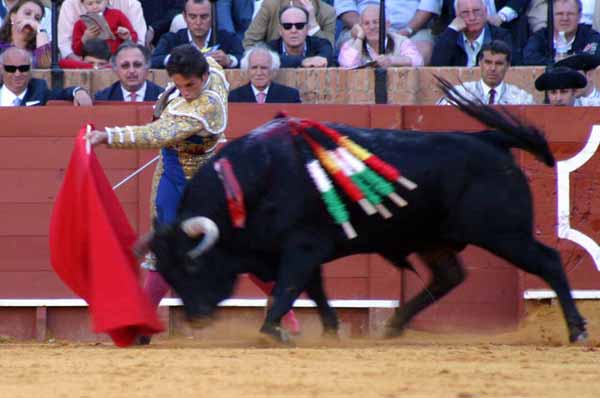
[180,217,220,258]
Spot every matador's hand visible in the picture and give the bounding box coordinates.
[86,130,109,146]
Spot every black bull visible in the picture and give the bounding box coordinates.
[149,97,587,344]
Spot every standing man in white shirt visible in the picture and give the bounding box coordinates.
[438,39,534,104]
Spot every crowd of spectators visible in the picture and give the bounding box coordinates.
[0,0,599,107]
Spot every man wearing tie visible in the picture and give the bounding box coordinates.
[228,45,301,103]
[95,42,164,102]
[437,40,534,105]
[0,47,93,107]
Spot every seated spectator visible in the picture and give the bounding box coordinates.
[58,0,146,60]
[0,47,93,106]
[438,39,534,104]
[0,0,52,40]
[437,0,530,67]
[267,5,333,67]
[431,0,513,66]
[229,45,301,103]
[59,38,112,68]
[0,0,50,68]
[140,0,184,46]
[534,65,587,105]
[335,0,441,65]
[338,5,424,68]
[217,0,254,42]
[72,0,138,57]
[243,0,336,48]
[151,0,243,69]
[523,0,600,65]
[526,0,600,34]
[95,41,164,101]
[555,52,600,104]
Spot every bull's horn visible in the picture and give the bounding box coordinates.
[181,217,220,258]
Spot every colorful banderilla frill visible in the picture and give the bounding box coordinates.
[301,120,418,191]
[290,118,418,239]
[291,129,357,239]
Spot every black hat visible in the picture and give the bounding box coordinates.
[534,66,587,91]
[554,53,600,72]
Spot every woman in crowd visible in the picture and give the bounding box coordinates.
[338,4,423,69]
[0,0,50,68]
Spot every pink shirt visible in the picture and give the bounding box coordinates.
[338,33,424,68]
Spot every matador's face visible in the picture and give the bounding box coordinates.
[171,72,209,102]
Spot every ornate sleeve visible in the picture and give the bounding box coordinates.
[105,114,205,149]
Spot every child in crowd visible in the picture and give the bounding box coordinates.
[71,0,137,56]
[60,38,111,69]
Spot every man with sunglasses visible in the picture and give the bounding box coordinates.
[267,5,334,68]
[0,47,92,106]
[95,42,164,102]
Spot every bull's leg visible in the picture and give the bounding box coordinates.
[480,238,587,343]
[304,268,339,337]
[260,236,332,343]
[384,249,466,337]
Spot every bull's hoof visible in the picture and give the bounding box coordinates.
[322,328,340,340]
[188,315,213,330]
[383,316,407,338]
[260,323,293,345]
[569,321,588,344]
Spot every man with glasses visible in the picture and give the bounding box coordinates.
[431,0,513,66]
[523,0,600,65]
[0,47,92,106]
[266,5,334,67]
[150,0,244,69]
[95,42,164,102]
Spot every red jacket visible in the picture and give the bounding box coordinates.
[72,8,138,55]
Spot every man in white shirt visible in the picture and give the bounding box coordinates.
[438,40,534,104]
[555,52,600,105]
[0,47,92,106]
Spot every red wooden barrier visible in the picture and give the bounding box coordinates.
[1,104,599,340]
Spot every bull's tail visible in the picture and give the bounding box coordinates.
[435,76,555,167]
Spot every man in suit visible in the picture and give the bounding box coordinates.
[95,42,164,102]
[432,0,514,66]
[0,47,92,107]
[229,45,301,103]
[438,40,534,104]
[151,0,244,69]
[267,5,334,68]
[535,65,587,105]
[523,0,600,65]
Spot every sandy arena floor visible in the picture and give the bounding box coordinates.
[1,302,599,398]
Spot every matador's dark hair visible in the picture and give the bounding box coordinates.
[166,44,209,78]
